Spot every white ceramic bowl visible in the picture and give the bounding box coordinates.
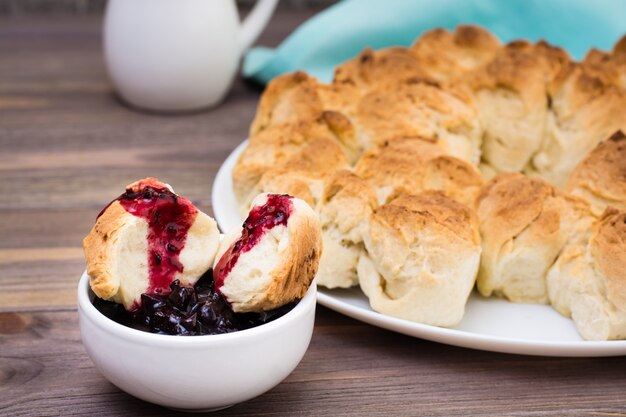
[77,271,316,412]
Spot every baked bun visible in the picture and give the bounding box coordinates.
[358,192,481,327]
[469,40,571,173]
[242,135,350,213]
[317,170,377,289]
[214,193,322,313]
[530,62,626,186]
[232,113,353,206]
[83,178,220,311]
[546,208,626,340]
[568,130,626,215]
[475,173,589,303]
[250,71,323,136]
[409,25,501,82]
[355,138,483,206]
[333,47,431,92]
[354,81,482,163]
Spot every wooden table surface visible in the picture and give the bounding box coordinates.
[1,9,626,417]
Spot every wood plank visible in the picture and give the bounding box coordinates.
[1,308,626,417]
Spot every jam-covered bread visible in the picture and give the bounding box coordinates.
[214,193,322,313]
[83,178,220,311]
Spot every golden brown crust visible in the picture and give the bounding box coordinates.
[568,130,626,213]
[322,169,377,209]
[263,206,322,311]
[250,71,323,136]
[354,81,480,158]
[243,136,350,210]
[233,116,352,204]
[355,138,482,206]
[333,47,433,91]
[410,25,501,81]
[374,191,480,247]
[590,208,626,311]
[476,173,561,249]
[83,201,129,300]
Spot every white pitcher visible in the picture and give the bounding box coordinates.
[104,0,278,112]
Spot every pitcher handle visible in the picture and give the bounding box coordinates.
[240,0,279,53]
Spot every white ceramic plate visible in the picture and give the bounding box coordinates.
[212,140,626,357]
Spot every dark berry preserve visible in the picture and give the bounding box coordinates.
[92,269,296,336]
[214,194,293,292]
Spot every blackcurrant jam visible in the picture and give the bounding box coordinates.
[92,269,296,336]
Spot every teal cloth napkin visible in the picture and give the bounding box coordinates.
[243,0,626,84]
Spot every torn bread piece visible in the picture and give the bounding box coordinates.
[568,130,626,216]
[317,170,377,289]
[547,208,626,341]
[358,192,481,327]
[214,193,322,313]
[83,178,220,311]
[475,173,593,304]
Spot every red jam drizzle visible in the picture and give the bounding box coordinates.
[214,194,293,292]
[115,178,198,302]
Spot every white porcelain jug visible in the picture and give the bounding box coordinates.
[104,0,278,112]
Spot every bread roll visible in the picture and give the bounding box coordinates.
[568,130,626,215]
[409,25,501,82]
[83,178,220,311]
[354,81,482,163]
[250,71,323,136]
[475,173,589,303]
[241,136,350,213]
[355,138,483,207]
[529,63,626,186]
[316,170,377,289]
[358,192,481,327]
[333,47,432,92]
[546,208,626,341]
[232,113,353,205]
[214,193,322,313]
[469,41,571,173]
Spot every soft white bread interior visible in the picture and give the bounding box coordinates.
[215,193,322,313]
[316,170,377,289]
[83,179,220,311]
[358,192,481,327]
[546,208,626,341]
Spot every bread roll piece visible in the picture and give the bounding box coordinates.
[354,81,482,163]
[232,113,353,205]
[355,138,483,207]
[567,130,626,215]
[409,25,501,82]
[475,173,591,304]
[250,71,323,136]
[83,178,220,311]
[469,40,571,173]
[530,62,626,187]
[583,35,626,92]
[214,193,322,313]
[546,208,626,341]
[317,170,377,289]
[358,192,481,327]
[240,136,350,213]
[333,47,432,92]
